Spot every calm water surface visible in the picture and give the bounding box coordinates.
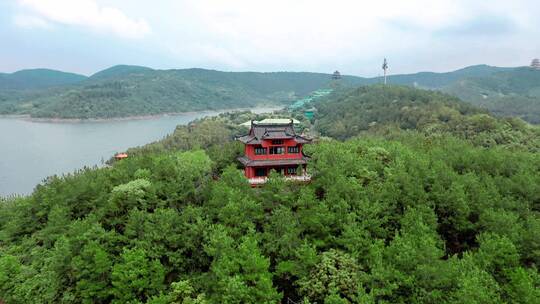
[0,107,278,196]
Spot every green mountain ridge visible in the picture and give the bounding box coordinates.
[383,64,515,88]
[89,65,154,80]
[0,67,367,119]
[0,64,538,122]
[0,68,87,90]
[442,67,540,123]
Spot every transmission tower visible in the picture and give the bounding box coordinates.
[382,58,388,85]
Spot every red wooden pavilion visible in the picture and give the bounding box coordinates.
[236,120,311,185]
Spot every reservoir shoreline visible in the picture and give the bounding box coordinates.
[0,105,284,123]
[0,106,281,197]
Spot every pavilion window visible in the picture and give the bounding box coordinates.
[288,145,300,153]
[254,146,267,155]
[255,168,267,177]
[272,139,283,145]
[269,146,284,154]
[287,167,297,175]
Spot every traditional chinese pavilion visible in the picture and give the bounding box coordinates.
[332,70,341,80]
[531,58,540,70]
[236,120,311,185]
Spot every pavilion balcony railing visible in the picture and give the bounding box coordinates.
[248,174,311,185]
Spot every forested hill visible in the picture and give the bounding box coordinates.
[381,64,512,88]
[369,65,540,124]
[2,64,540,120]
[1,85,539,303]
[89,65,153,80]
[0,69,87,90]
[313,85,540,151]
[0,66,366,119]
[87,65,366,96]
[442,67,540,123]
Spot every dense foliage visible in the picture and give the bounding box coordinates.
[1,84,539,303]
[1,128,539,303]
[314,85,540,151]
[442,67,540,123]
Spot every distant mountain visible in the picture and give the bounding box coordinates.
[89,65,154,80]
[0,67,367,119]
[443,67,540,95]
[0,64,538,122]
[0,68,87,90]
[383,64,514,88]
[441,67,540,123]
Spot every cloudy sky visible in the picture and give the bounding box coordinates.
[1,0,539,76]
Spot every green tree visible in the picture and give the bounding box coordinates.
[504,267,540,304]
[111,248,166,303]
[151,151,212,206]
[71,241,113,303]
[0,254,22,303]
[205,228,281,304]
[449,254,502,304]
[298,249,361,303]
[147,280,208,304]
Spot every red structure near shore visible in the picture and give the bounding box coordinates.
[236,120,311,185]
[114,153,128,160]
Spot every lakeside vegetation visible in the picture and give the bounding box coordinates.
[1,85,539,303]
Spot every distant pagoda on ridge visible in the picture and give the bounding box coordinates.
[331,70,341,80]
[531,58,540,70]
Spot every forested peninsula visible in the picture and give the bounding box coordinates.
[1,85,539,303]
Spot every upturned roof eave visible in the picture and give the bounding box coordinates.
[237,156,309,167]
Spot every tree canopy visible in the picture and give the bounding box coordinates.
[1,85,539,303]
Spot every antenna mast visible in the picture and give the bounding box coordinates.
[382,58,388,85]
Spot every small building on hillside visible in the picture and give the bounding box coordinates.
[236,120,311,185]
[114,153,128,160]
[531,58,540,70]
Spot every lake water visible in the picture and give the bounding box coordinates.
[0,107,278,197]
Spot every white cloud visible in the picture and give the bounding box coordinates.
[6,0,540,74]
[169,1,469,63]
[13,14,52,29]
[161,0,538,74]
[17,0,151,38]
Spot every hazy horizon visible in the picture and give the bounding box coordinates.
[1,62,527,78]
[1,0,539,76]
